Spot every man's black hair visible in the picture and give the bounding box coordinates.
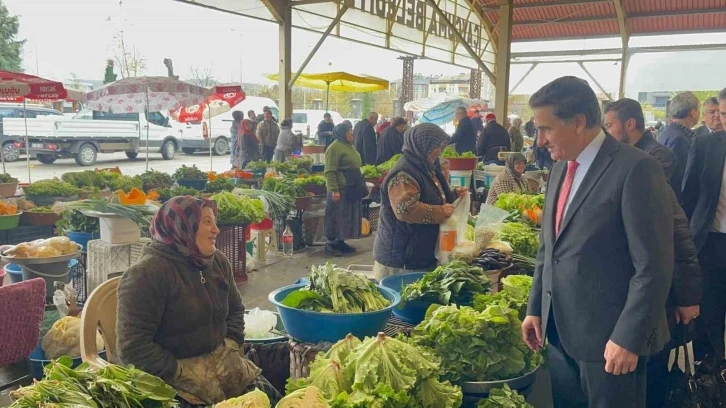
[529,76,602,129]
[604,98,645,132]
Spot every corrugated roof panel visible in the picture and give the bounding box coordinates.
[514,2,615,22]
[626,0,726,14]
[513,19,618,39]
[629,13,726,34]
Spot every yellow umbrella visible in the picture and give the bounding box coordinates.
[266,71,389,110]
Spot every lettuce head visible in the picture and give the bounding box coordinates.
[276,386,330,408]
[215,389,270,408]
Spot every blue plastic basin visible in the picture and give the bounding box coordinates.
[65,231,100,251]
[29,344,107,380]
[268,283,400,343]
[380,272,436,326]
[4,259,78,285]
[177,179,208,191]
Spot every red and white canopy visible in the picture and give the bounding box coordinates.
[0,70,67,102]
[170,85,246,122]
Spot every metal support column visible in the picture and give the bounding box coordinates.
[618,52,630,99]
[613,0,629,99]
[278,1,293,120]
[398,56,416,118]
[509,63,538,94]
[494,0,512,121]
[469,69,482,99]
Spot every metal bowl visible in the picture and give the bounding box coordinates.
[460,365,540,394]
[1,243,82,265]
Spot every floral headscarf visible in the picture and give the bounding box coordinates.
[505,152,527,181]
[402,123,449,171]
[150,196,218,268]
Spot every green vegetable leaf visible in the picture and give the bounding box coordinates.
[476,384,533,408]
[413,377,463,408]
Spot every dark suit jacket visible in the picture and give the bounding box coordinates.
[695,125,713,138]
[527,134,674,361]
[682,130,726,252]
[353,120,377,166]
[478,121,510,162]
[658,123,693,202]
[376,126,404,165]
[449,117,477,155]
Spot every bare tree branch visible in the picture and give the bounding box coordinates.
[186,67,219,87]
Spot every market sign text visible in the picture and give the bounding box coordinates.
[354,0,483,53]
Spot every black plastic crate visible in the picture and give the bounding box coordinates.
[3,225,55,245]
[274,217,304,251]
[71,253,88,305]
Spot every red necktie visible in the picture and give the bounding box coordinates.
[555,161,579,236]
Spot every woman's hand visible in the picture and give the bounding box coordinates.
[442,204,455,218]
[454,187,469,199]
[331,192,341,202]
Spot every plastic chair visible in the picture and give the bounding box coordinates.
[79,276,120,369]
[0,278,46,392]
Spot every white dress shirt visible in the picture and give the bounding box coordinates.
[712,159,726,232]
[563,130,607,217]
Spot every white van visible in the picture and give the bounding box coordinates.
[179,96,279,155]
[292,109,344,139]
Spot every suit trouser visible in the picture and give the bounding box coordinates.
[694,232,726,361]
[645,344,670,408]
[548,320,647,408]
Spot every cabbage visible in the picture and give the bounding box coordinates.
[413,378,463,408]
[500,275,533,299]
[216,389,270,407]
[276,386,330,408]
[326,334,361,363]
[331,384,416,408]
[286,359,348,399]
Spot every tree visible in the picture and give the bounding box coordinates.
[103,59,117,84]
[0,0,25,71]
[68,72,83,90]
[361,93,375,120]
[187,67,218,87]
[111,30,146,78]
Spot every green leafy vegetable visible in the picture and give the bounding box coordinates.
[234,188,292,220]
[494,193,544,214]
[277,386,331,408]
[0,173,18,183]
[24,180,79,197]
[211,191,266,225]
[57,210,100,234]
[441,147,476,159]
[216,389,271,407]
[376,154,401,173]
[361,165,382,179]
[262,177,304,201]
[173,164,207,180]
[54,199,156,229]
[500,275,533,299]
[496,223,540,258]
[139,170,175,190]
[281,289,333,312]
[109,175,143,192]
[413,377,463,408]
[400,260,492,306]
[473,275,533,320]
[205,177,236,193]
[287,156,314,171]
[410,304,542,382]
[476,385,533,408]
[155,186,200,202]
[293,175,326,187]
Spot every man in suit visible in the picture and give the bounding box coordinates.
[605,98,702,408]
[448,107,476,155]
[522,77,674,408]
[658,92,700,201]
[695,97,723,137]
[353,111,378,165]
[471,110,484,139]
[682,88,726,361]
[478,113,510,164]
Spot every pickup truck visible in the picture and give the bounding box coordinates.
[2,109,185,166]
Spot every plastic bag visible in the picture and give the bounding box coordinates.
[436,195,470,264]
[53,281,78,318]
[42,316,104,359]
[244,308,277,339]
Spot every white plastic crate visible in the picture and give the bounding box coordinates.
[99,217,141,244]
[87,238,150,293]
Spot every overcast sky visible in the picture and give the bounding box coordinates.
[6,0,726,95]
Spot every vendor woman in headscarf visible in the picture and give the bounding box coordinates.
[116,196,281,407]
[485,152,529,205]
[324,122,367,257]
[373,123,469,281]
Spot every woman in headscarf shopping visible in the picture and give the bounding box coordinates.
[373,123,469,281]
[239,118,261,169]
[116,196,281,407]
[485,152,530,205]
[324,122,367,257]
[273,118,301,163]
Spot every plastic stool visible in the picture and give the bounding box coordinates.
[252,229,278,262]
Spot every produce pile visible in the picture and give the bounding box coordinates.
[3,236,78,258]
[24,180,79,198]
[61,170,143,193]
[494,193,544,226]
[410,304,542,382]
[0,199,18,215]
[293,175,326,188]
[234,188,293,220]
[263,177,305,201]
[138,170,175,190]
[287,333,463,408]
[495,223,540,259]
[211,191,267,225]
[153,186,200,202]
[246,159,313,175]
[473,275,534,320]
[476,384,533,408]
[281,263,390,313]
[441,147,476,159]
[173,164,207,180]
[400,260,492,307]
[471,248,513,271]
[9,358,177,408]
[205,176,237,193]
[54,199,157,229]
[57,209,100,234]
[376,154,401,173]
[216,389,270,407]
[0,173,18,184]
[360,165,382,179]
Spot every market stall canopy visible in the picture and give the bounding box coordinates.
[83,76,210,113]
[266,71,389,93]
[405,93,488,125]
[0,71,67,102]
[170,84,246,122]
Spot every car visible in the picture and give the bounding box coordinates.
[291,109,344,139]
[0,103,64,162]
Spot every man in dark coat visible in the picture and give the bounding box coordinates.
[522,77,674,408]
[354,111,378,165]
[376,117,407,165]
[478,113,510,164]
[605,98,702,408]
[448,107,476,155]
[525,116,535,137]
[658,91,700,201]
[471,110,484,139]
[317,113,335,148]
[695,97,723,137]
[682,88,726,361]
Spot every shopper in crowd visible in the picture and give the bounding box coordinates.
[524,116,535,137]
[682,87,726,361]
[377,116,391,135]
[471,110,484,139]
[509,117,524,153]
[353,111,378,165]
[239,119,260,169]
[324,122,366,257]
[478,113,510,164]
[116,197,281,407]
[317,112,335,148]
[532,133,553,169]
[273,118,300,162]
[658,91,700,201]
[605,98,702,408]
[229,111,243,169]
[373,123,468,281]
[256,107,280,162]
[485,153,529,205]
[522,76,674,408]
[247,110,257,135]
[695,97,723,136]
[448,106,477,155]
[376,116,407,165]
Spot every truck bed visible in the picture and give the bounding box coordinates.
[3,117,141,139]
